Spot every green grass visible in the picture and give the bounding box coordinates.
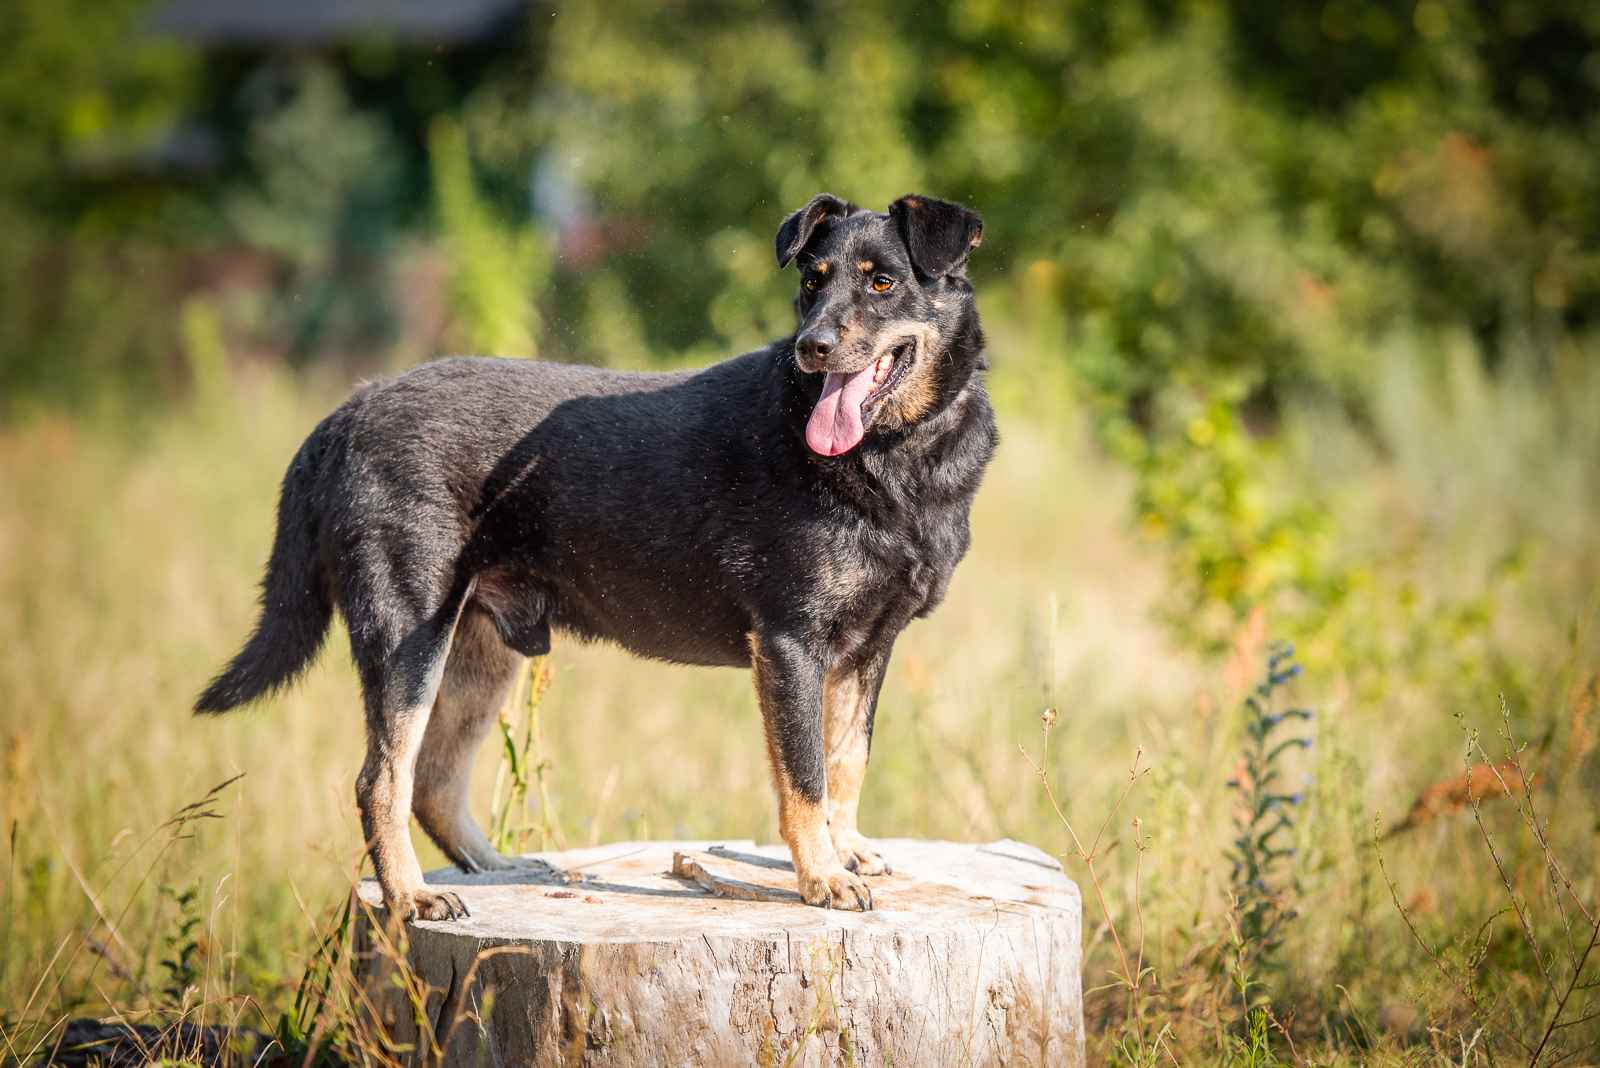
[2,335,1597,1065]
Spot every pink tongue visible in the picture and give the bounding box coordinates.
[805,366,878,456]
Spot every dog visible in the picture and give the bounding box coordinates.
[197,193,997,920]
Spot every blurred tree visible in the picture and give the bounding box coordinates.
[3,0,1597,655]
[226,62,405,361]
[430,117,551,356]
[481,0,1591,647]
[516,0,1599,379]
[0,0,197,414]
[0,0,196,206]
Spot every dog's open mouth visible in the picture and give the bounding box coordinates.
[804,339,915,457]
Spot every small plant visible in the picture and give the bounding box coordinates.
[490,657,562,854]
[1224,640,1312,1002]
[1223,1006,1284,1068]
[1377,695,1600,1064]
[1024,710,1166,1064]
[272,889,354,1062]
[0,776,245,1065]
[156,878,203,1008]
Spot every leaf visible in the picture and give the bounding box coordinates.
[1384,760,1528,837]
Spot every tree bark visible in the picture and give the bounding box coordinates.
[355,838,1084,1067]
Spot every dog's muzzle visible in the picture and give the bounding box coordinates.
[802,328,929,458]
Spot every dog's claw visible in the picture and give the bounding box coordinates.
[408,889,470,922]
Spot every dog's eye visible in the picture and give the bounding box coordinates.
[871,274,895,293]
[803,274,820,292]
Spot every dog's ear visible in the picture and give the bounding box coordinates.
[889,195,983,280]
[775,193,853,268]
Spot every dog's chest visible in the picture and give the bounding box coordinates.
[816,504,969,644]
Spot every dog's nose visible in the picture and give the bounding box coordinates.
[797,331,836,364]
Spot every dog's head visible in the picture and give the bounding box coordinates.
[775,193,984,457]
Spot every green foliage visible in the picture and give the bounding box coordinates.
[0,221,184,420]
[490,658,560,854]
[501,0,1600,677]
[272,891,355,1066]
[0,0,195,201]
[521,0,1600,367]
[5,0,1599,466]
[1224,1008,1284,1068]
[1116,392,1340,650]
[0,0,197,416]
[226,62,405,361]
[1226,643,1313,996]
[429,118,552,357]
[156,880,203,1007]
[1374,696,1600,1064]
[1107,1021,1177,1068]
[2,2,1600,1062]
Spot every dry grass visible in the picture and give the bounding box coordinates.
[2,340,1598,1064]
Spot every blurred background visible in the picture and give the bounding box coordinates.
[2,0,1599,1062]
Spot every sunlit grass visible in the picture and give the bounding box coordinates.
[2,334,1597,1062]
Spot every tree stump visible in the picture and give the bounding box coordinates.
[354,839,1084,1067]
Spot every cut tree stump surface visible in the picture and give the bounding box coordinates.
[355,838,1083,1067]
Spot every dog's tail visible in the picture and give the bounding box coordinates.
[195,426,335,715]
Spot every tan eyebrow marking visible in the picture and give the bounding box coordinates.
[814,260,831,274]
[857,260,874,273]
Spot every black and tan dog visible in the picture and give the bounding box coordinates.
[197,193,997,920]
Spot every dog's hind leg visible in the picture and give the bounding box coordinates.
[823,654,893,876]
[413,609,526,873]
[351,579,475,923]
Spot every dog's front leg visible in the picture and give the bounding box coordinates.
[823,656,892,876]
[750,632,873,911]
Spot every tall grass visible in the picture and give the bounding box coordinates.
[1,318,1597,1063]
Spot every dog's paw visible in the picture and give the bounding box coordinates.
[406,889,471,922]
[797,864,873,911]
[833,830,893,876]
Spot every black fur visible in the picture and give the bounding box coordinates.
[199,194,997,907]
[775,193,855,268]
[890,195,983,280]
[195,432,334,712]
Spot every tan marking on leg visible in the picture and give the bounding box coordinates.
[776,775,836,888]
[355,597,473,924]
[414,611,525,873]
[358,706,468,922]
[750,639,872,910]
[822,666,890,876]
